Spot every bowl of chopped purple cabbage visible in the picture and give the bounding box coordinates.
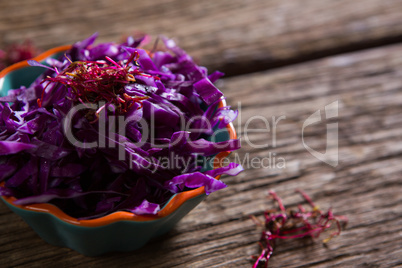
[0,34,242,256]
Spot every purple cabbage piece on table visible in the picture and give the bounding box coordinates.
[0,33,243,218]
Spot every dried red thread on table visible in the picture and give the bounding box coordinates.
[0,40,40,70]
[251,190,348,268]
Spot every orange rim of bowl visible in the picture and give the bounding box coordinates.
[0,46,238,227]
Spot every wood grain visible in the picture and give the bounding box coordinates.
[1,0,402,75]
[1,40,401,267]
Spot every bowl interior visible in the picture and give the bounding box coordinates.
[0,47,68,95]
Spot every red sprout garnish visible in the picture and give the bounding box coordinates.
[251,190,348,268]
[41,51,151,118]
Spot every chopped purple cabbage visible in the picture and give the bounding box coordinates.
[0,33,242,219]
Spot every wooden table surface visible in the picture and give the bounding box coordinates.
[1,1,401,267]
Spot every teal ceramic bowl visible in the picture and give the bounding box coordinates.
[0,46,237,256]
